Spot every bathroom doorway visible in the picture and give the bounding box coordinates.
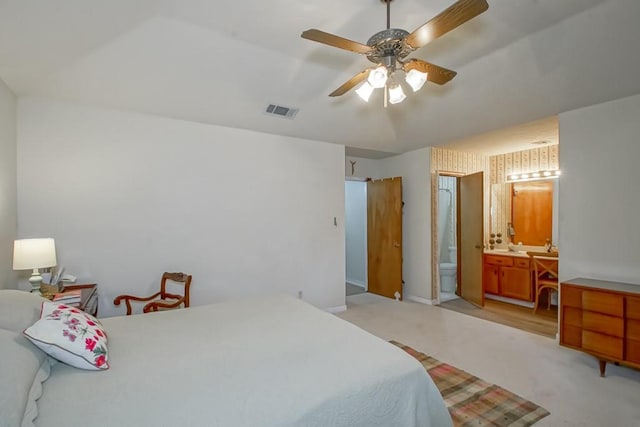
[438,175,458,302]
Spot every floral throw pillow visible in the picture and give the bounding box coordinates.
[23,301,109,370]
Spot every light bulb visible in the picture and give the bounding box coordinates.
[367,66,388,89]
[405,69,428,92]
[543,171,552,177]
[388,84,406,104]
[554,170,562,176]
[355,82,374,102]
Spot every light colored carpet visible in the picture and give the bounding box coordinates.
[337,293,640,427]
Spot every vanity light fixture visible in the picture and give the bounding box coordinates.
[507,170,561,183]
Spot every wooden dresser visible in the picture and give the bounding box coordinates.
[560,277,640,376]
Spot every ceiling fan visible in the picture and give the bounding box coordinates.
[301,0,489,105]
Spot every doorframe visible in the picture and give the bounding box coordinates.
[345,177,369,293]
[432,171,465,305]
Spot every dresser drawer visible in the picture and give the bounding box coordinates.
[625,339,640,364]
[582,291,623,317]
[561,324,582,348]
[485,255,513,267]
[563,306,582,328]
[626,296,640,320]
[514,258,530,269]
[561,284,582,309]
[582,311,623,337]
[582,330,623,359]
[626,318,640,341]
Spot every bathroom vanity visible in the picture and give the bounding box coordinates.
[483,250,532,302]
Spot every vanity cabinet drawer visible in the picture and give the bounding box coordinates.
[485,255,513,267]
[582,291,623,317]
[514,259,530,269]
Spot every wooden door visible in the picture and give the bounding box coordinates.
[458,172,484,307]
[511,180,553,245]
[367,177,402,299]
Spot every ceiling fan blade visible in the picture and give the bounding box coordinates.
[404,0,489,50]
[329,69,371,97]
[301,29,374,55]
[402,59,457,85]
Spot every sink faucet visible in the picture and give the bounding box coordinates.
[545,238,552,252]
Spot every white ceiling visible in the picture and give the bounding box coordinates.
[1,0,639,157]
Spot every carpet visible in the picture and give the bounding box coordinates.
[391,341,550,427]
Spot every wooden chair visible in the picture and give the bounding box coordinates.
[527,251,559,313]
[113,272,192,315]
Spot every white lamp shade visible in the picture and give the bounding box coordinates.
[367,66,388,89]
[355,82,374,102]
[13,238,57,270]
[388,84,406,104]
[405,69,428,92]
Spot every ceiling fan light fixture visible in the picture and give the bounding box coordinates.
[355,82,375,102]
[405,69,428,92]
[388,84,406,104]
[367,66,388,89]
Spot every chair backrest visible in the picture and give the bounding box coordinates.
[527,252,559,283]
[160,272,193,307]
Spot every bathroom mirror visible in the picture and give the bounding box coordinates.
[490,180,555,246]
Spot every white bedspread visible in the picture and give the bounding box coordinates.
[34,295,451,427]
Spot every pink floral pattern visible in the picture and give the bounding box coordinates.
[23,301,109,370]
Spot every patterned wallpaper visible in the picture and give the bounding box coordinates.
[489,144,560,237]
[489,144,559,184]
[430,147,490,299]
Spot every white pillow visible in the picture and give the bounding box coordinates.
[0,290,47,333]
[23,301,109,370]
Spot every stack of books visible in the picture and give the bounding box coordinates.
[52,289,82,307]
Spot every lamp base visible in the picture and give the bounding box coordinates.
[28,270,43,296]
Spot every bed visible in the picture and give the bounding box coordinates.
[1,290,451,427]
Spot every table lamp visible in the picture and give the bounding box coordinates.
[13,238,57,295]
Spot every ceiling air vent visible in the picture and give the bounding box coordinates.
[265,103,299,119]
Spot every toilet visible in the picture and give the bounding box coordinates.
[440,247,457,293]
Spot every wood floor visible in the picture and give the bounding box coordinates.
[438,297,558,338]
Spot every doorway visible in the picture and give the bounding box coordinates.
[345,180,367,296]
[437,175,458,303]
[344,177,403,300]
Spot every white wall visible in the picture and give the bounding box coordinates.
[0,78,17,289]
[345,181,366,288]
[559,93,640,285]
[17,98,346,315]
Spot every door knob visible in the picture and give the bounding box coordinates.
[394,243,401,248]
[475,245,483,249]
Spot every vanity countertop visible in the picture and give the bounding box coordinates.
[484,248,558,259]
[484,249,530,258]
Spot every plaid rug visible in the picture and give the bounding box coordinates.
[391,341,550,427]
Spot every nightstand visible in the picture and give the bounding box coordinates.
[61,284,99,317]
